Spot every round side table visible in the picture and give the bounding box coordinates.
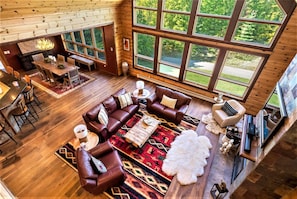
[69,132,99,151]
[133,89,150,100]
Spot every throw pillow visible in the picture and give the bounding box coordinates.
[118,92,133,109]
[90,156,107,174]
[160,95,177,109]
[221,102,238,116]
[98,106,108,125]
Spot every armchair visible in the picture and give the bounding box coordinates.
[76,140,126,195]
[212,99,246,127]
[147,86,192,124]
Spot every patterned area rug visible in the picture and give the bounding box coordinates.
[30,72,95,98]
[55,107,199,199]
[202,113,226,134]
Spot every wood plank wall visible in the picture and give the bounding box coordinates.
[0,0,296,115]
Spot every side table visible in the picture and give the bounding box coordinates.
[132,89,150,101]
[69,132,99,151]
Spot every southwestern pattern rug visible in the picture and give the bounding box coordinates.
[30,72,95,99]
[55,107,199,199]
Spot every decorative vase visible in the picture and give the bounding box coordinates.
[122,62,129,76]
[74,124,88,143]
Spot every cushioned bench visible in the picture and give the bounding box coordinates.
[70,54,95,71]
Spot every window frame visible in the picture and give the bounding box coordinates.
[132,0,295,100]
[62,27,106,62]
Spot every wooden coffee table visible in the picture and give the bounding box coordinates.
[69,132,99,151]
[124,115,159,148]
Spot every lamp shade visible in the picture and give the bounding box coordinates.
[74,124,88,143]
[136,80,144,89]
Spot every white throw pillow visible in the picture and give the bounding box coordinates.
[160,95,177,109]
[118,92,133,109]
[98,107,108,125]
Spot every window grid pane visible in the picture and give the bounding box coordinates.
[194,17,229,38]
[198,0,236,16]
[135,9,157,27]
[162,13,190,33]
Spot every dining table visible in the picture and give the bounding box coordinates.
[32,60,77,76]
[0,70,27,134]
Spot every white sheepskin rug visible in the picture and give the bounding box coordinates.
[202,113,226,135]
[162,130,212,185]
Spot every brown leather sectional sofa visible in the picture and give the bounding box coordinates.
[147,86,192,124]
[83,88,139,141]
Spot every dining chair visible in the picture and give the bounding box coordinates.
[57,54,65,64]
[34,64,47,80]
[23,86,42,118]
[5,66,14,75]
[67,57,76,66]
[10,95,37,130]
[0,122,18,154]
[63,68,81,88]
[23,75,41,105]
[32,53,45,61]
[13,70,21,80]
[44,69,59,86]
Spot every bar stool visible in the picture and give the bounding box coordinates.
[0,123,17,154]
[10,95,37,130]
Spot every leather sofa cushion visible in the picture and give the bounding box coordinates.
[86,104,104,121]
[122,104,139,115]
[110,109,130,123]
[103,96,118,115]
[106,117,122,133]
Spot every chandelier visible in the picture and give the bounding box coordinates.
[36,38,55,51]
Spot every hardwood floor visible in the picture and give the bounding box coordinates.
[0,70,234,198]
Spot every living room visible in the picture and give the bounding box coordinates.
[0,0,297,198]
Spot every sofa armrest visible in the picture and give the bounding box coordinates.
[176,104,189,123]
[90,140,114,157]
[96,166,126,189]
[86,121,108,140]
[131,96,140,105]
[147,93,157,107]
[212,103,223,112]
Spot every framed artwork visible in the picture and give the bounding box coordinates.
[123,38,130,51]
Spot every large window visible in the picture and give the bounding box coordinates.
[134,33,155,71]
[62,27,105,61]
[133,0,294,99]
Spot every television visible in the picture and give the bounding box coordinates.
[260,82,288,148]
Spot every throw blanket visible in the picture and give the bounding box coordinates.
[162,130,212,185]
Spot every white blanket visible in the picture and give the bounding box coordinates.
[162,130,212,185]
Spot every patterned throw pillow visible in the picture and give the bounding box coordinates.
[160,95,177,109]
[118,92,133,109]
[90,156,107,174]
[98,106,108,125]
[221,102,238,116]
